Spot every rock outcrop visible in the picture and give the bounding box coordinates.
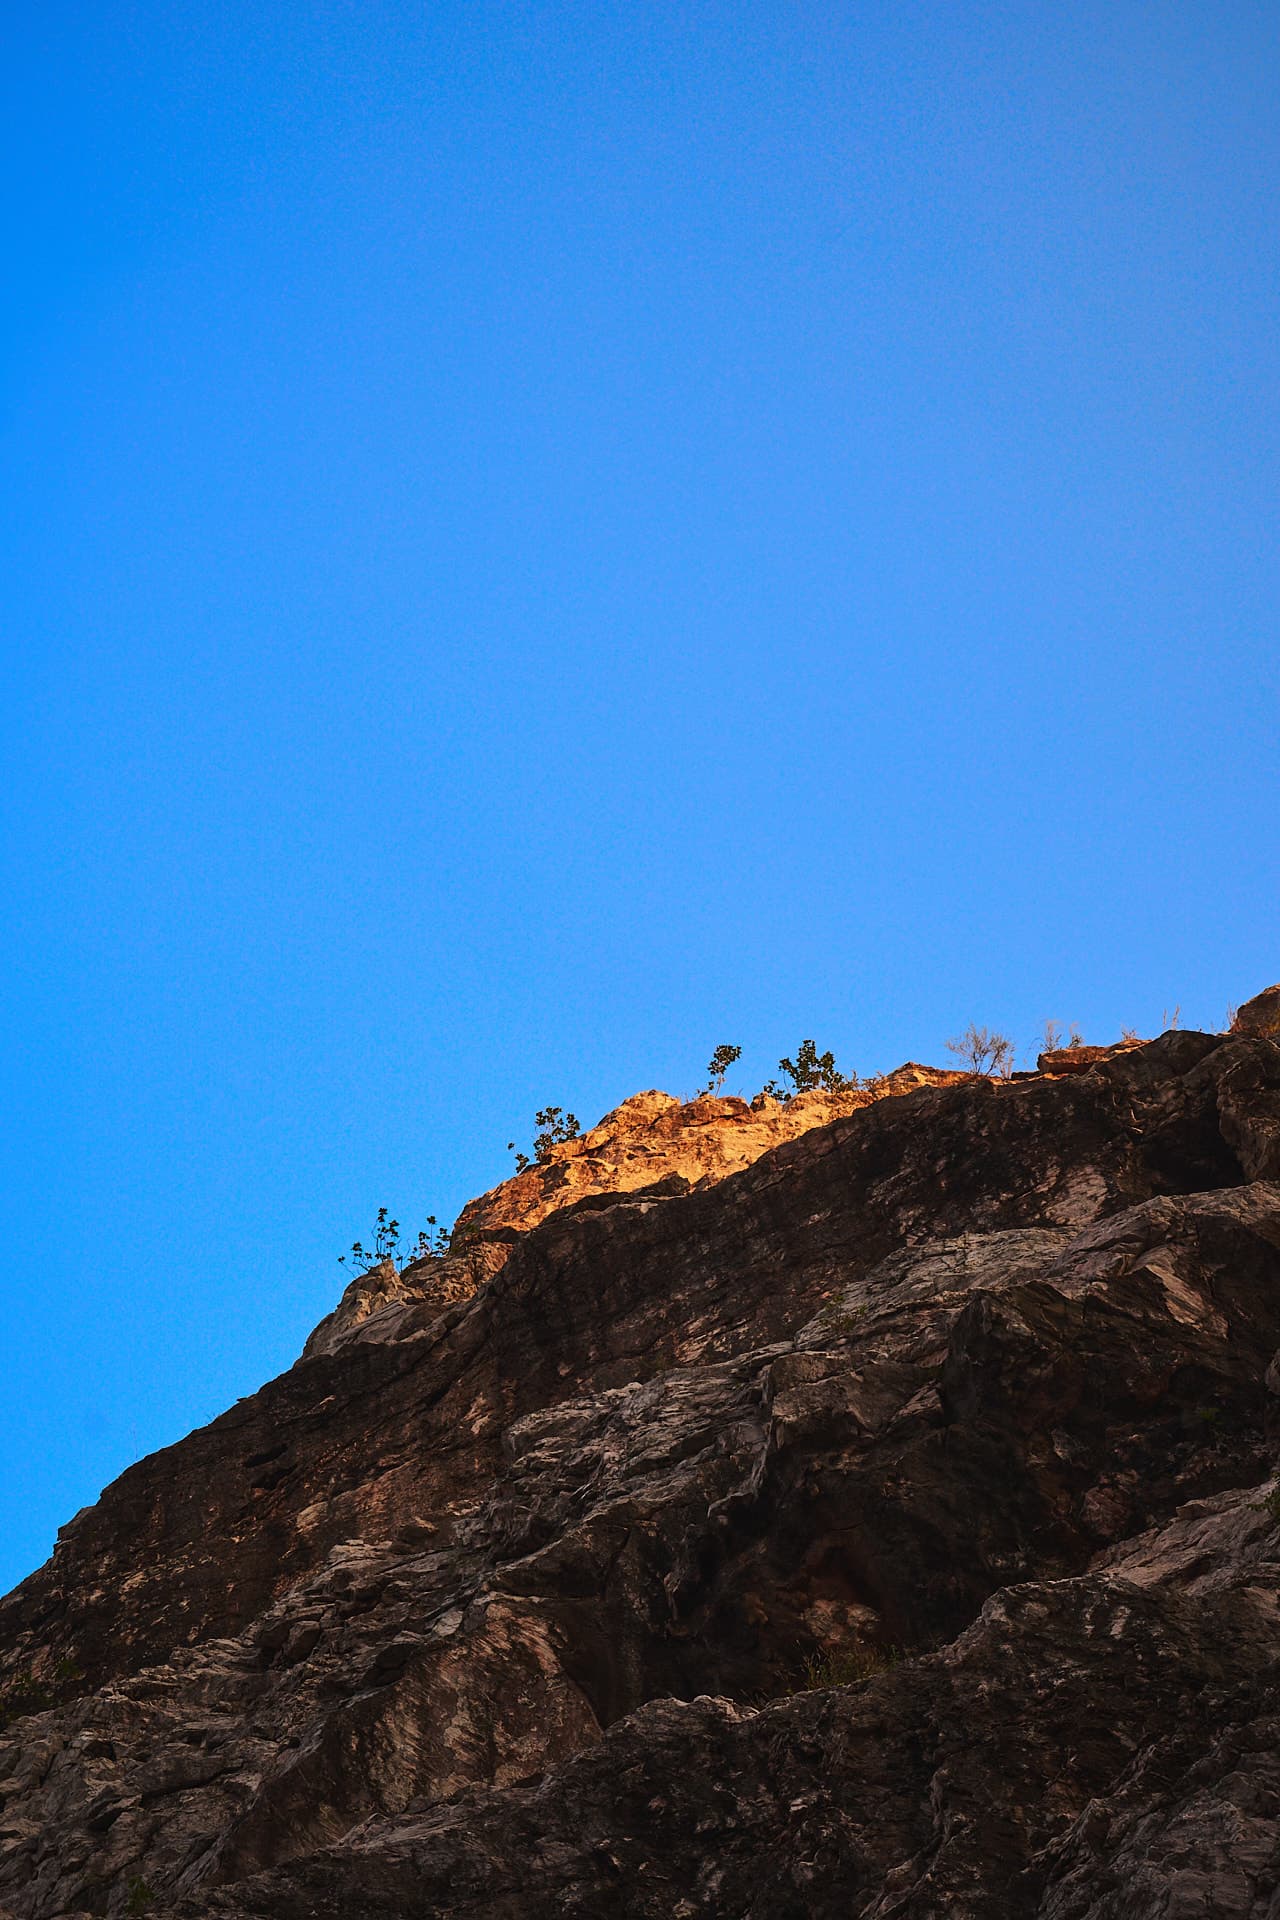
[1232,983,1280,1038]
[304,1073,967,1358]
[3,1024,1280,1916]
[1035,1038,1144,1076]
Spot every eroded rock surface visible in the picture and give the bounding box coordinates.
[3,1028,1280,1916]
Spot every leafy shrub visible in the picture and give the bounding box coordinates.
[764,1039,852,1101]
[797,1643,900,1690]
[508,1107,580,1173]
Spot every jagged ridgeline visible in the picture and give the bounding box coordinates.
[3,990,1280,1916]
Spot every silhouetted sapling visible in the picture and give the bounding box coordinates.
[699,1044,742,1095]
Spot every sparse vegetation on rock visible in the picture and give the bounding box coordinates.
[340,1206,451,1274]
[0,1655,84,1731]
[797,1643,901,1691]
[405,1217,453,1263]
[946,1021,1015,1076]
[1038,1019,1086,1053]
[0,1671,50,1730]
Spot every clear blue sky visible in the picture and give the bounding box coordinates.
[2,1,1277,1595]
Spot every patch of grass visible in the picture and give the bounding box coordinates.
[0,1672,52,1729]
[796,1644,901,1691]
[0,1654,88,1730]
[825,1302,866,1335]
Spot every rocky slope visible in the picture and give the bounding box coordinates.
[3,1012,1280,1916]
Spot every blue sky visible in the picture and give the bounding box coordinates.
[2,0,1277,1595]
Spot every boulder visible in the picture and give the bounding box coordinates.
[1231,983,1280,1037]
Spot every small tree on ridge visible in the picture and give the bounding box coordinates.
[699,1044,742,1095]
[508,1106,580,1173]
[765,1039,852,1101]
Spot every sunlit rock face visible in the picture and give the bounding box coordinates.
[304,1069,968,1358]
[3,1016,1280,1916]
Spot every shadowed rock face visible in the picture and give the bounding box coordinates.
[3,1029,1280,1916]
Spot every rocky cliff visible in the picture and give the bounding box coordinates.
[3,1015,1280,1916]
[303,1070,966,1358]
